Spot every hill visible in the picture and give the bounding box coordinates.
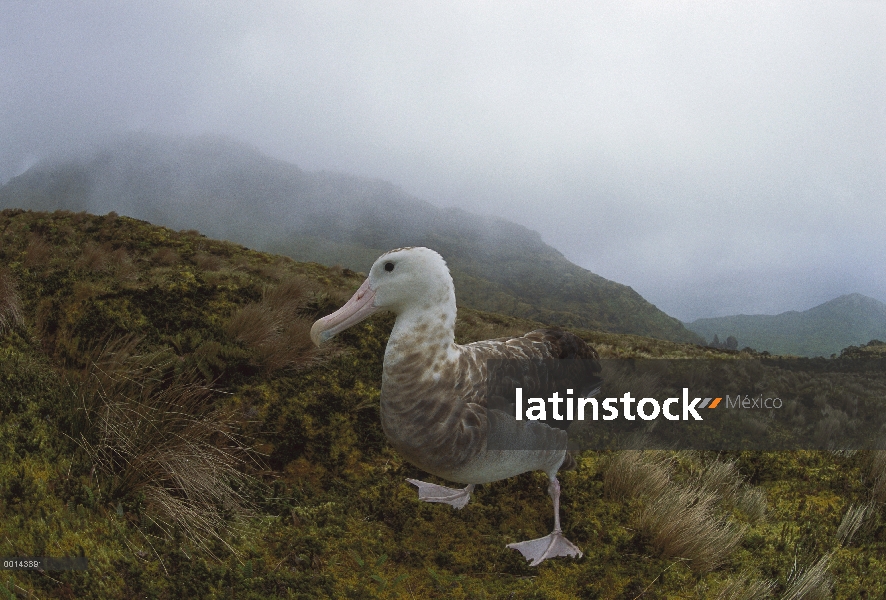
[1,209,880,598]
[685,293,886,356]
[0,133,702,344]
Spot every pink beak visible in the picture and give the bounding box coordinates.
[310,278,378,346]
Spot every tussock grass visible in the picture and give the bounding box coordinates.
[836,502,872,546]
[603,450,672,501]
[782,553,832,600]
[735,485,768,523]
[691,459,741,504]
[226,277,322,373]
[0,268,24,335]
[636,483,746,573]
[603,454,760,573]
[69,336,264,559]
[691,458,767,523]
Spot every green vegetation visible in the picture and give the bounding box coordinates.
[838,339,886,360]
[685,296,886,357]
[1,209,884,598]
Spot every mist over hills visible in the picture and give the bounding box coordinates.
[685,293,886,357]
[0,133,702,343]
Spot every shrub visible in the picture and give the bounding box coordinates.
[108,247,139,281]
[193,250,224,271]
[23,234,51,267]
[77,242,110,272]
[152,247,180,266]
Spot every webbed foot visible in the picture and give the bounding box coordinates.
[507,530,583,567]
[406,478,474,509]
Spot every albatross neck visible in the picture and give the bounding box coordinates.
[385,296,458,368]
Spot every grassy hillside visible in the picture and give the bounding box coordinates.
[1,209,884,598]
[0,133,702,345]
[685,294,886,357]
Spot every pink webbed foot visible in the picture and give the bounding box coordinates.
[406,478,475,509]
[507,530,583,567]
[508,475,582,566]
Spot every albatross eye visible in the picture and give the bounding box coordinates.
[384,262,395,272]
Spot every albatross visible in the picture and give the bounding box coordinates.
[310,246,602,566]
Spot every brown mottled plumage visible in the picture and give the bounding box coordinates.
[311,247,601,565]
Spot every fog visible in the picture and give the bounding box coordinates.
[2,1,884,321]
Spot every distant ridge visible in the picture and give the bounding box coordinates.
[684,293,886,357]
[0,132,703,344]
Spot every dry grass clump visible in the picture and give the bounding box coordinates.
[226,277,322,373]
[24,234,52,267]
[691,459,741,503]
[0,268,24,335]
[734,486,768,524]
[70,336,264,558]
[603,450,671,501]
[602,454,761,573]
[152,247,180,266]
[781,553,832,600]
[836,502,872,546]
[691,459,767,523]
[636,483,746,573]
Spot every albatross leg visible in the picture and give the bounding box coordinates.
[406,478,474,509]
[507,476,583,566]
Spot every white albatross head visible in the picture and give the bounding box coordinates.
[310,247,456,346]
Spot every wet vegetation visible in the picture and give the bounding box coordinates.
[685,297,886,358]
[1,209,884,598]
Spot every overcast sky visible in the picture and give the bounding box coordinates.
[2,1,884,321]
